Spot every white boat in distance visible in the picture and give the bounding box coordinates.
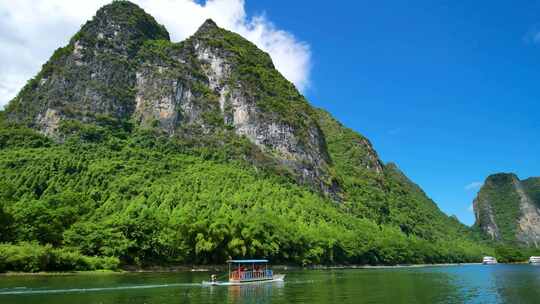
[529,256,540,264]
[482,256,497,264]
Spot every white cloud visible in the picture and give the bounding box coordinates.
[464,181,483,191]
[0,0,311,108]
[534,32,540,44]
[467,204,474,212]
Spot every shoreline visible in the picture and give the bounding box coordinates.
[0,262,489,276]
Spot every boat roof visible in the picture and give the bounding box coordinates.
[227,259,269,263]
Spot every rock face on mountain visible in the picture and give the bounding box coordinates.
[6,1,170,134]
[473,173,540,247]
[5,1,338,196]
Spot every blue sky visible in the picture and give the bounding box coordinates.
[245,1,540,225]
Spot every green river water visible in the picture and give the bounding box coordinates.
[1,264,539,303]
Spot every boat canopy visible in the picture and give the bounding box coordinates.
[227,259,268,263]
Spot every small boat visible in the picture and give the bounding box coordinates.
[203,259,285,286]
[482,256,497,265]
[529,256,540,264]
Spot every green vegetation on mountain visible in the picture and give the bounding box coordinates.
[0,114,493,272]
[316,110,476,241]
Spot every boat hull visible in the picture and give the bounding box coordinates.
[529,257,540,264]
[203,274,285,286]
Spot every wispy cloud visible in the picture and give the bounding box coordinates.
[0,0,311,107]
[464,181,483,191]
[387,128,401,136]
[523,26,540,45]
[533,32,540,44]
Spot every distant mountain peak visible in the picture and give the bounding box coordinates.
[99,0,141,12]
[192,18,225,40]
[485,173,519,184]
[74,0,169,56]
[92,0,163,30]
[197,18,219,33]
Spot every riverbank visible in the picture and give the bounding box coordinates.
[1,262,488,276]
[122,262,487,273]
[0,269,125,276]
[307,263,483,269]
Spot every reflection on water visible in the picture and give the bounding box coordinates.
[0,265,539,304]
[225,281,284,303]
[493,265,540,303]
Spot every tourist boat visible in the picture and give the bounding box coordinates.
[529,256,540,264]
[203,259,285,286]
[482,256,497,265]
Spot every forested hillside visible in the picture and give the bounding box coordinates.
[0,1,495,272]
[0,114,492,271]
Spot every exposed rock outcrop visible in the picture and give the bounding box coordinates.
[473,173,540,247]
[473,194,500,240]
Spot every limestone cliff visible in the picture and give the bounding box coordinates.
[473,173,540,247]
